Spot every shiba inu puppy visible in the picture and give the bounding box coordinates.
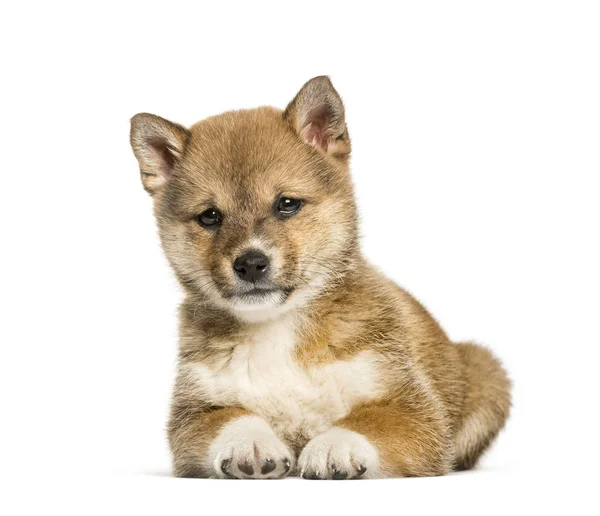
[130,76,511,479]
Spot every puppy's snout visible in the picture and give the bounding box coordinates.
[233,251,270,282]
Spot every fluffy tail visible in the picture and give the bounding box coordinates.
[453,342,511,470]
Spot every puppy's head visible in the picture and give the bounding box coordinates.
[130,77,358,322]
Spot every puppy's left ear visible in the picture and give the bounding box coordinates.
[130,113,190,194]
[284,76,350,159]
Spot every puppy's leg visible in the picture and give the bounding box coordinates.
[169,407,294,478]
[453,342,511,470]
[298,393,453,479]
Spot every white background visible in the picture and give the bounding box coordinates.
[1,1,599,514]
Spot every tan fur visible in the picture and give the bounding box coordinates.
[130,76,511,479]
[453,342,512,470]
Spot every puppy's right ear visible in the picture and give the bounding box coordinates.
[130,113,190,194]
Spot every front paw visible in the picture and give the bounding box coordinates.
[208,416,294,479]
[298,427,379,479]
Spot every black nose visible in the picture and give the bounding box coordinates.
[233,251,270,283]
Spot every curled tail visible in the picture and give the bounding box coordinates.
[453,342,511,470]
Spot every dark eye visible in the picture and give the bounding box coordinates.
[275,197,303,217]
[197,207,222,228]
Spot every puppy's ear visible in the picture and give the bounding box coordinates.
[130,113,190,194]
[284,76,350,158]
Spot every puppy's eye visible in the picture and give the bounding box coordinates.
[197,208,222,228]
[275,197,303,217]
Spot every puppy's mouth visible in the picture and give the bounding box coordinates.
[224,286,294,302]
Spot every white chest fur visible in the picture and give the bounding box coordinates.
[185,317,383,441]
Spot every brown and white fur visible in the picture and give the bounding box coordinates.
[129,76,511,479]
